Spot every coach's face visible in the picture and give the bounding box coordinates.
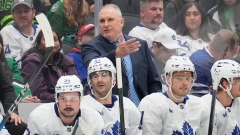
[12,4,35,29]
[99,7,124,41]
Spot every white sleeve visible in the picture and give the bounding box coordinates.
[1,28,22,64]
[196,101,210,135]
[125,106,142,135]
[24,113,42,135]
[87,115,105,135]
[81,108,106,135]
[0,115,10,134]
[138,99,163,135]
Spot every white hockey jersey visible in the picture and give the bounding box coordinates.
[0,24,41,68]
[175,35,209,57]
[201,94,240,135]
[128,23,168,48]
[81,94,142,135]
[138,92,209,135]
[0,115,10,135]
[24,103,105,135]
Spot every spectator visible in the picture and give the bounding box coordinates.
[138,56,209,134]
[0,34,40,103]
[163,0,195,30]
[21,30,79,102]
[81,4,162,106]
[190,29,239,97]
[86,0,111,14]
[176,2,211,57]
[129,0,167,48]
[24,75,105,135]
[0,63,16,135]
[48,0,89,43]
[1,0,41,69]
[0,53,27,135]
[210,0,240,37]
[81,57,142,134]
[199,0,218,12]
[67,24,95,87]
[150,27,180,91]
[202,59,240,134]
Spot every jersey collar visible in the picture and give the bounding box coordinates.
[162,92,189,104]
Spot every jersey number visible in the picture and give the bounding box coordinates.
[4,44,11,54]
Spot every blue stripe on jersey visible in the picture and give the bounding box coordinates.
[12,23,38,38]
[90,93,118,108]
[162,92,189,104]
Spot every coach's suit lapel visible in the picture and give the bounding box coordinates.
[98,35,116,52]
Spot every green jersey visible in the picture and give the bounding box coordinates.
[48,1,78,42]
[6,58,32,99]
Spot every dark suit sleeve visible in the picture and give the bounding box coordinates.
[0,63,18,114]
[143,40,162,93]
[82,41,117,68]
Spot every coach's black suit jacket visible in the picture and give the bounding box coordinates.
[82,34,162,100]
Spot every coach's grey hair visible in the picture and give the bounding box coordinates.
[140,0,163,8]
[99,4,122,18]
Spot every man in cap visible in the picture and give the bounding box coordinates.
[67,24,95,88]
[150,27,180,91]
[0,0,41,68]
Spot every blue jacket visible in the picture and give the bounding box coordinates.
[67,48,88,86]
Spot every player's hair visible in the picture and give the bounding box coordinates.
[217,78,228,92]
[0,35,13,82]
[140,0,163,8]
[99,4,122,18]
[63,0,89,27]
[177,2,211,42]
[209,29,239,53]
[25,29,68,72]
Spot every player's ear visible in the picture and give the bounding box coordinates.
[166,75,171,85]
[113,77,116,86]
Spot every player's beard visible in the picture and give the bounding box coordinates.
[60,107,77,119]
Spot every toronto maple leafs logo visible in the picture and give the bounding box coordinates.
[103,121,121,135]
[172,121,195,135]
[223,112,228,118]
[172,35,176,40]
[232,125,240,135]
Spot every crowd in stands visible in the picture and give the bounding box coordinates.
[0,0,239,134]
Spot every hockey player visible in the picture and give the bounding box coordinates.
[81,57,142,135]
[24,75,105,135]
[201,59,240,134]
[138,56,209,134]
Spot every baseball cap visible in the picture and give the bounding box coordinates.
[11,0,34,10]
[78,24,94,37]
[153,27,180,49]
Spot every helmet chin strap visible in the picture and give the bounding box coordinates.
[91,79,115,100]
[167,77,185,101]
[219,84,234,99]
